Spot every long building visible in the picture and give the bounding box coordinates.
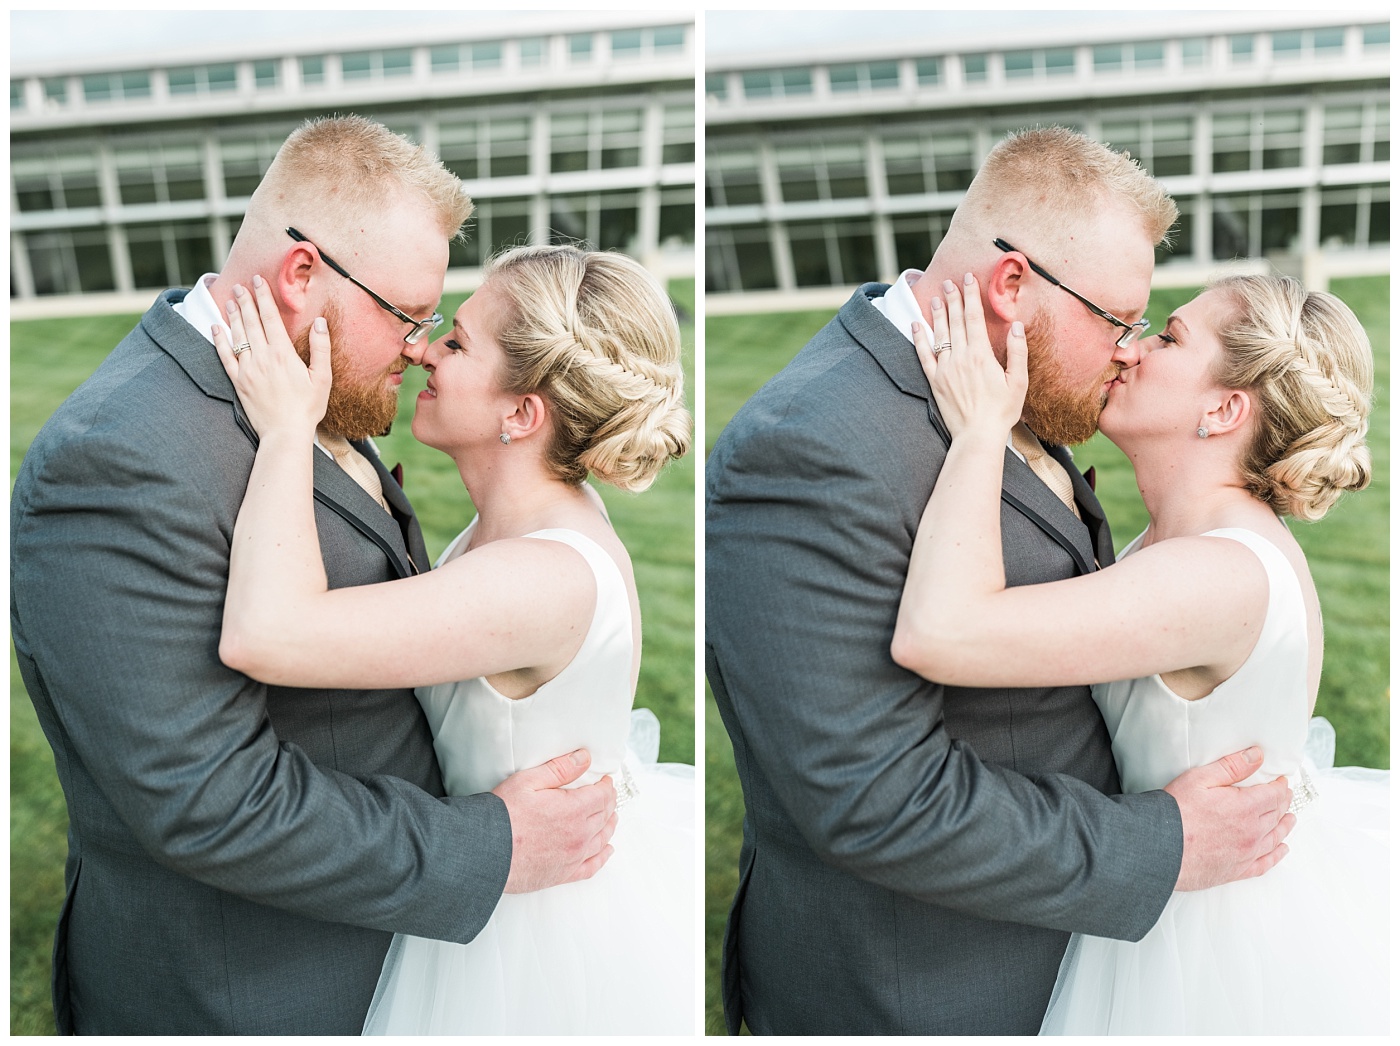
[10,13,695,311]
[705,13,1388,306]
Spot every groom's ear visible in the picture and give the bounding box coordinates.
[276,243,319,316]
[985,253,1028,323]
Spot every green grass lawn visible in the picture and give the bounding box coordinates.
[9,280,695,1035]
[703,275,1390,1034]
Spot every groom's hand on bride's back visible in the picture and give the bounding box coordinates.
[1165,745,1296,891]
[492,748,618,894]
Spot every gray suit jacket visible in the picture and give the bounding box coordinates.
[706,285,1182,1035]
[11,291,513,1035]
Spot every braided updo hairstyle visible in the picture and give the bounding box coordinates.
[483,245,691,492]
[1210,274,1372,522]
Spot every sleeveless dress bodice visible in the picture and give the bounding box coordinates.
[362,522,695,1035]
[1091,528,1308,794]
[1040,526,1389,1035]
[416,526,633,796]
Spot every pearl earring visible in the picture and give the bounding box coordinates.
[499,433,511,445]
[1196,427,1209,439]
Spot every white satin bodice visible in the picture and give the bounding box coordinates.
[414,524,634,796]
[1091,527,1309,794]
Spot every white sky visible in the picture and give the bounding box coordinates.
[10,5,1391,64]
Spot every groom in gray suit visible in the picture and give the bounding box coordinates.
[11,115,615,1034]
[707,127,1295,1034]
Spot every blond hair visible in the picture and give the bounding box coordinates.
[952,126,1178,252]
[248,114,473,242]
[484,245,691,492]
[1211,274,1372,522]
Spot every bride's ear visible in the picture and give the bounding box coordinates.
[501,392,548,445]
[1199,389,1252,439]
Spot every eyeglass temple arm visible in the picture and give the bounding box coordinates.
[991,238,1063,289]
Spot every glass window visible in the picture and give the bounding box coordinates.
[963,54,988,83]
[44,77,67,105]
[82,74,114,103]
[707,148,764,208]
[207,63,237,91]
[25,229,117,295]
[568,34,593,62]
[611,29,643,58]
[453,195,533,266]
[342,52,373,80]
[11,79,24,110]
[1259,192,1301,253]
[382,49,412,77]
[658,185,694,246]
[122,71,152,99]
[654,26,686,54]
[1044,48,1075,76]
[1181,39,1207,66]
[470,42,503,70]
[1261,109,1303,169]
[706,73,728,100]
[828,64,860,93]
[883,137,928,196]
[1362,24,1388,49]
[706,224,776,294]
[82,70,151,103]
[1158,198,1194,264]
[1319,188,1360,246]
[13,156,56,211]
[300,56,325,85]
[1212,112,1253,173]
[662,104,694,165]
[519,38,546,66]
[1314,28,1345,55]
[931,133,975,191]
[1151,117,1194,177]
[1133,41,1165,69]
[1094,45,1124,72]
[868,61,899,90]
[1230,35,1255,63]
[167,67,199,95]
[1323,105,1364,165]
[1004,50,1035,78]
[487,117,531,177]
[550,112,590,173]
[253,60,279,89]
[1271,31,1304,59]
[775,144,820,202]
[431,46,460,74]
[220,135,279,197]
[780,68,812,95]
[599,108,642,169]
[915,57,940,85]
[892,212,953,268]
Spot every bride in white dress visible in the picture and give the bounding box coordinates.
[212,245,694,1034]
[897,272,1387,1034]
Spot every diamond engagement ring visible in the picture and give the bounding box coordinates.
[933,342,953,356]
[232,342,253,357]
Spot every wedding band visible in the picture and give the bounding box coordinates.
[232,342,252,357]
[933,342,953,356]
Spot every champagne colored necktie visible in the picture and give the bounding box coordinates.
[318,431,391,514]
[1010,422,1080,520]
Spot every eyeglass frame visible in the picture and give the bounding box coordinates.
[286,227,443,345]
[992,238,1150,349]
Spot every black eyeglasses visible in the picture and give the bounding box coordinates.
[993,238,1149,349]
[286,227,443,345]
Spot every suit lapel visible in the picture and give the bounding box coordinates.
[141,291,420,580]
[839,284,1097,576]
[1052,444,1115,568]
[354,439,429,575]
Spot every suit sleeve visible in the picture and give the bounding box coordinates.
[706,390,1180,941]
[10,405,509,944]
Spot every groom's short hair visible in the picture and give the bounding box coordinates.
[244,114,474,244]
[952,126,1178,253]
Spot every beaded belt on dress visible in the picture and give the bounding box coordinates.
[615,762,641,807]
[1289,765,1319,813]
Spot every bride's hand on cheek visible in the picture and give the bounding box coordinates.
[213,274,332,441]
[913,273,1027,444]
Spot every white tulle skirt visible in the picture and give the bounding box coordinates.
[362,718,695,1035]
[1041,748,1389,1035]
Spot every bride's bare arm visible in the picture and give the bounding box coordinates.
[213,277,594,690]
[891,275,1267,689]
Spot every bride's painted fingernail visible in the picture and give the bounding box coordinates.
[943,279,957,294]
[314,317,327,333]
[233,284,246,298]
[930,297,943,312]
[252,274,264,288]
[964,272,976,285]
[225,299,237,315]
[1012,321,1024,337]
